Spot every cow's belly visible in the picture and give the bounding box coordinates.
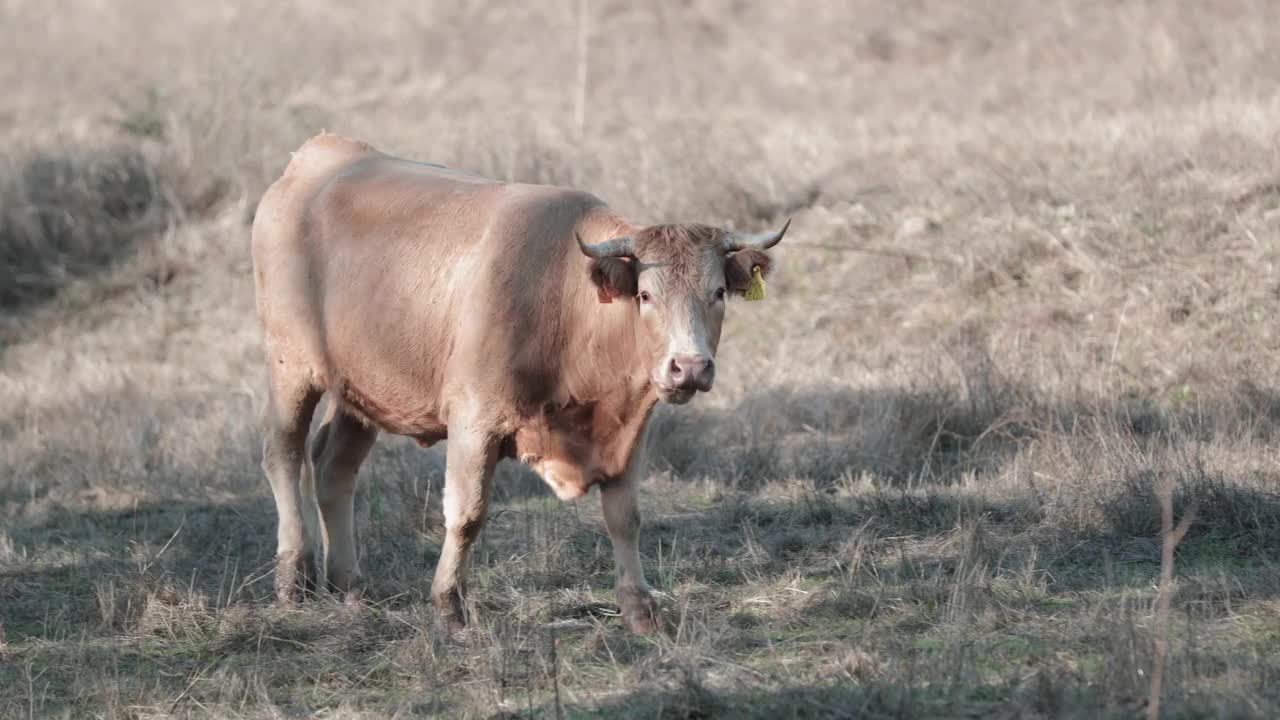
[334,373,447,446]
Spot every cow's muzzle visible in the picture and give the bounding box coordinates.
[655,354,715,404]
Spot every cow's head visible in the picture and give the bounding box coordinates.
[578,220,789,404]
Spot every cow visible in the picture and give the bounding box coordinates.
[250,132,788,634]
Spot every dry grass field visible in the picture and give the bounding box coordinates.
[5,1,1280,717]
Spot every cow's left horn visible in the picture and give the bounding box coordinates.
[577,232,636,259]
[724,218,791,252]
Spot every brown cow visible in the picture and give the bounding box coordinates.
[251,132,788,633]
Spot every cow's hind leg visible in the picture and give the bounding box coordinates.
[262,370,322,605]
[310,402,378,602]
[430,428,500,632]
[602,465,663,635]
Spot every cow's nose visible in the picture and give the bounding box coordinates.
[667,354,715,391]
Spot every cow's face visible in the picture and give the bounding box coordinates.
[579,221,789,405]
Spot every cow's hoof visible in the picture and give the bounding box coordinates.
[432,591,468,634]
[275,550,318,605]
[327,572,365,606]
[618,588,663,635]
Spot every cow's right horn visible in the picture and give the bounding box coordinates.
[577,232,636,259]
[723,218,791,252]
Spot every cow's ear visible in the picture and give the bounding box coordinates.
[589,257,637,304]
[724,249,773,296]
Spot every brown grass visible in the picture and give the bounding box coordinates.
[5,0,1280,717]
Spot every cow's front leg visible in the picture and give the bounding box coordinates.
[431,428,499,631]
[601,468,663,634]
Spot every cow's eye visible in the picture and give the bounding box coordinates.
[639,290,653,304]
[713,287,726,301]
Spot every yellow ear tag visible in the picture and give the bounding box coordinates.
[744,265,766,301]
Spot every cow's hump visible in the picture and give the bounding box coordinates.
[284,132,377,181]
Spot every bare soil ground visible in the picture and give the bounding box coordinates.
[5,1,1280,717]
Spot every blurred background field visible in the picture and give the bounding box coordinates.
[5,1,1280,717]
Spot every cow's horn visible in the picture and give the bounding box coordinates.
[724,218,791,252]
[577,232,636,259]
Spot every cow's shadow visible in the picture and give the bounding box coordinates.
[1,496,279,640]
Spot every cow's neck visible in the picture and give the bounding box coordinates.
[579,304,659,479]
[558,267,661,480]
[597,373,658,479]
[544,214,665,481]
